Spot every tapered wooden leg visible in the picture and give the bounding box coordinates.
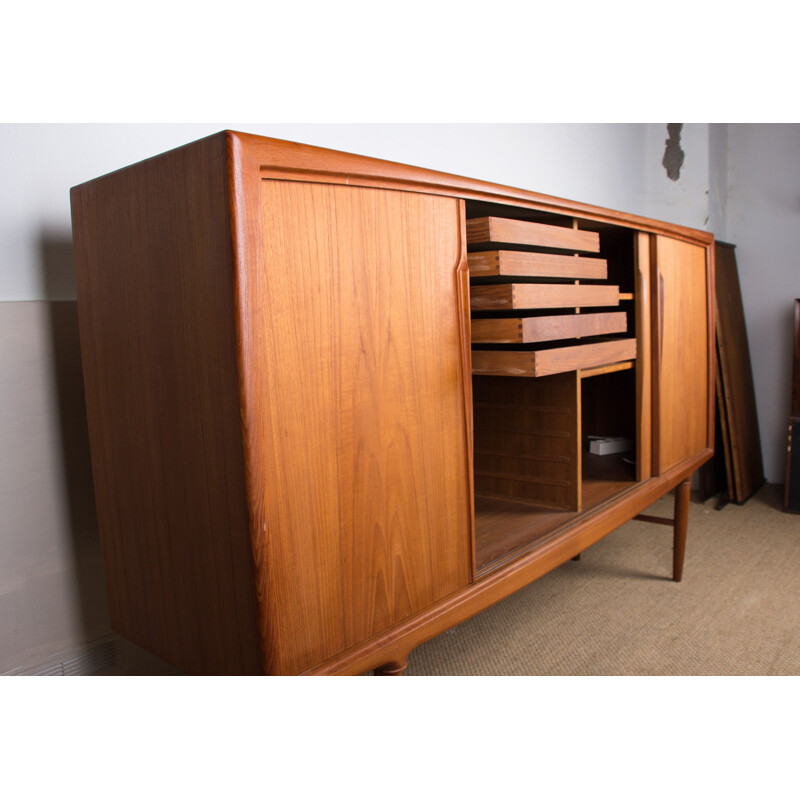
[673,478,691,582]
[374,657,408,676]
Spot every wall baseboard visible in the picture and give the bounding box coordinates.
[2,636,116,676]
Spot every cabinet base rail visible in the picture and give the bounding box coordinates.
[307,461,707,676]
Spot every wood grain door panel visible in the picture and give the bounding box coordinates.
[255,180,472,673]
[652,236,710,474]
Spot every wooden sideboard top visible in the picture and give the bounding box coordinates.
[73,129,714,249]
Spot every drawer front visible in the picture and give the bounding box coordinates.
[468,250,607,279]
[470,283,619,311]
[472,312,627,344]
[467,216,600,252]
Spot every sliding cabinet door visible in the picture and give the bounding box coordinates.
[254,180,473,674]
[651,235,713,475]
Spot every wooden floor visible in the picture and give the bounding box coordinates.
[475,452,637,572]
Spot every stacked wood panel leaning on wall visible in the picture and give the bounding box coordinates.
[714,242,765,504]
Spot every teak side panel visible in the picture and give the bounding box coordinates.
[70,133,262,675]
[254,180,471,674]
[652,236,710,474]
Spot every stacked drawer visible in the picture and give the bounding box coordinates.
[468,216,636,376]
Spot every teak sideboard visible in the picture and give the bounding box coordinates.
[70,131,715,675]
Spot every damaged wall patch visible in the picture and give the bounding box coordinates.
[662,123,685,181]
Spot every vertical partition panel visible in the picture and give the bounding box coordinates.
[635,232,652,482]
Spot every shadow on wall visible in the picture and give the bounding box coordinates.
[39,232,112,651]
[35,233,181,674]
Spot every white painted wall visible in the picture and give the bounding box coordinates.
[708,123,729,240]
[1,123,709,301]
[723,124,800,483]
[0,123,717,671]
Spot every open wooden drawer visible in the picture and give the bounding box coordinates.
[467,214,635,379]
[471,339,637,378]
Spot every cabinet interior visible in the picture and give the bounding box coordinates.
[465,199,641,575]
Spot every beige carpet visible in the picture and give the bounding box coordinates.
[405,484,800,675]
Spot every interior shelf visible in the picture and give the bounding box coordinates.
[474,454,637,573]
